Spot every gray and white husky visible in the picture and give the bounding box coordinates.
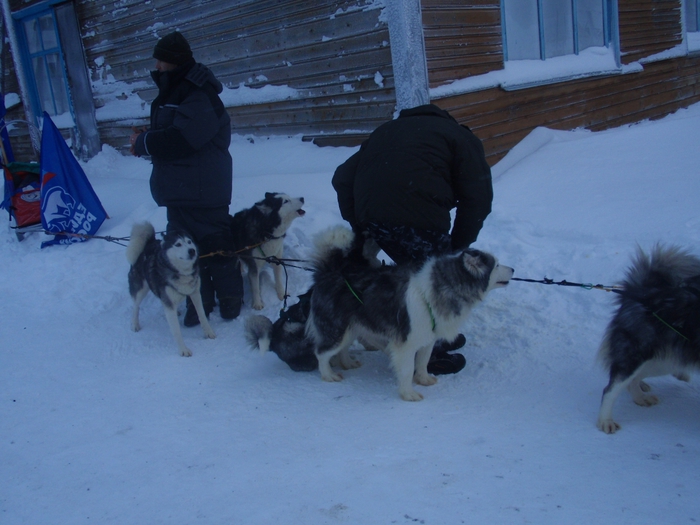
[306,226,514,401]
[244,233,381,372]
[230,192,305,310]
[597,244,700,433]
[127,222,216,357]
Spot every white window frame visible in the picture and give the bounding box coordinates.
[499,0,621,91]
[685,0,700,52]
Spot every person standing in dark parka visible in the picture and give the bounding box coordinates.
[332,103,493,375]
[131,31,243,324]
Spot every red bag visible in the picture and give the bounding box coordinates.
[2,162,41,228]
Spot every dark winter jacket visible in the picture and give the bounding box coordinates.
[332,104,493,249]
[134,60,232,208]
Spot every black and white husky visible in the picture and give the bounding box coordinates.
[244,233,381,372]
[230,192,305,310]
[245,290,319,372]
[126,222,216,357]
[597,245,700,433]
[306,226,514,401]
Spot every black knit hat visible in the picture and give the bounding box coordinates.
[153,31,193,65]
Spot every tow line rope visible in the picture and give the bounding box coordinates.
[513,276,692,342]
[511,276,623,294]
[23,229,689,340]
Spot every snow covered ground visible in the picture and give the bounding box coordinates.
[2,103,700,524]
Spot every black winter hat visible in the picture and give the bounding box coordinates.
[153,31,193,65]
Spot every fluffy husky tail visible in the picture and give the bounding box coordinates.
[126,221,156,266]
[311,225,356,267]
[244,315,273,355]
[625,244,700,290]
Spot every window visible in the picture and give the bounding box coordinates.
[502,0,610,61]
[17,9,72,124]
[12,1,100,158]
[687,0,699,32]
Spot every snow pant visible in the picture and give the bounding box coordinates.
[362,221,452,265]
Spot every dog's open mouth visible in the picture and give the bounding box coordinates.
[297,209,306,216]
[497,280,510,285]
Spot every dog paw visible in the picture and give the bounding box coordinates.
[400,389,424,402]
[414,374,438,387]
[252,301,265,311]
[597,418,621,434]
[633,394,659,407]
[203,327,216,339]
[180,347,193,357]
[338,352,362,370]
[321,371,343,382]
[131,322,141,332]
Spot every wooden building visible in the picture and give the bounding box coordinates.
[1,0,699,165]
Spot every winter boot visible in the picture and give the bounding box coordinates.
[431,333,467,354]
[209,255,244,321]
[427,351,466,375]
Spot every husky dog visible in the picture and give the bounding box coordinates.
[306,226,514,401]
[597,245,700,434]
[127,222,216,357]
[230,193,305,310]
[245,290,318,371]
[244,233,380,371]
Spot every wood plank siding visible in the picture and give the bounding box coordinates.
[2,0,699,167]
[435,55,700,164]
[74,0,394,151]
[619,0,683,64]
[425,0,700,165]
[421,0,502,86]
[4,0,394,155]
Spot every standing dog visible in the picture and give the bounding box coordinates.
[306,226,514,401]
[597,245,700,433]
[230,192,305,310]
[127,222,216,356]
[244,233,381,371]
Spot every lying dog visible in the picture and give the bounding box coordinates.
[126,222,216,356]
[597,244,700,433]
[306,226,513,401]
[230,192,305,310]
[245,290,318,371]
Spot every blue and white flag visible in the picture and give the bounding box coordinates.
[40,112,107,248]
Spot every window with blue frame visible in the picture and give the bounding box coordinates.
[502,0,610,61]
[17,8,72,124]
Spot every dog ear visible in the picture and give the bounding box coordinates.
[461,250,486,277]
